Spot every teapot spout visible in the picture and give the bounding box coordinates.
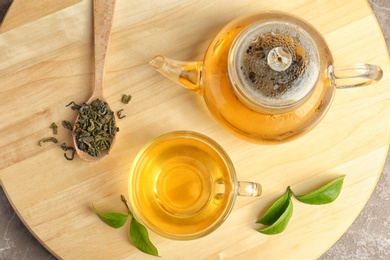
[150,55,204,95]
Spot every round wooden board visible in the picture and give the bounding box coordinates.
[1,0,389,259]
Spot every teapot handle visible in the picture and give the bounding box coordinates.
[329,64,383,89]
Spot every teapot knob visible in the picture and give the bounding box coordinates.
[267,47,292,72]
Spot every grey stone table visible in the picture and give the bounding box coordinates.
[1,1,389,259]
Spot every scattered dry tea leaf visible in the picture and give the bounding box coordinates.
[50,122,58,134]
[121,94,132,104]
[38,137,58,146]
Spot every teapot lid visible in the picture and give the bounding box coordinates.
[229,19,320,111]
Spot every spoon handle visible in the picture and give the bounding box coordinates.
[93,0,116,97]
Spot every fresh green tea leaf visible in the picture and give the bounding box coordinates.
[92,196,159,256]
[257,188,292,225]
[92,204,128,228]
[130,217,159,256]
[294,176,345,205]
[256,194,293,235]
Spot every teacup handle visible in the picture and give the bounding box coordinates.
[237,181,262,197]
[329,64,383,89]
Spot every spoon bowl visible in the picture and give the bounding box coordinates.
[73,0,116,162]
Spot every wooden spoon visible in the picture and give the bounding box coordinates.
[73,0,116,162]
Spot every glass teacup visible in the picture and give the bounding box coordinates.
[128,131,262,240]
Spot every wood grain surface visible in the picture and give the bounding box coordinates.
[1,0,389,259]
[0,0,81,33]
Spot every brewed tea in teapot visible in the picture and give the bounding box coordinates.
[150,11,382,143]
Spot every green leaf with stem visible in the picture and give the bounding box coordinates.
[92,204,128,228]
[121,195,159,257]
[293,176,345,205]
[130,217,159,256]
[256,188,293,235]
[256,197,293,235]
[255,176,346,236]
[257,188,292,226]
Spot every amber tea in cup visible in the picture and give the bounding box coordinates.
[128,131,261,240]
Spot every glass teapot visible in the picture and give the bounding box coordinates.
[150,11,383,144]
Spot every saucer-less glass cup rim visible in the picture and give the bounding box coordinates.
[128,131,262,240]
